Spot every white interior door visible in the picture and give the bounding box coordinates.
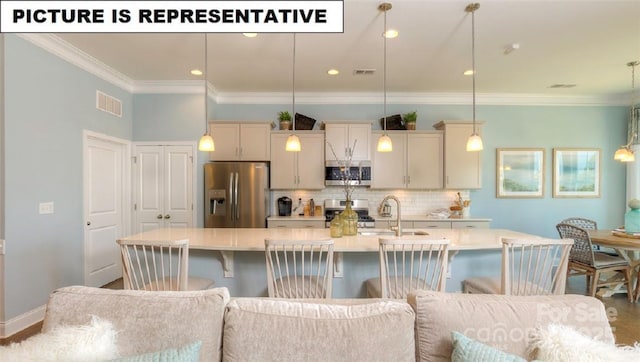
[133,144,194,233]
[164,145,193,228]
[83,131,130,287]
[134,145,165,232]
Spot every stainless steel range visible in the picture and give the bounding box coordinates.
[324,199,375,228]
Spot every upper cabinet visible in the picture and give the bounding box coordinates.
[324,123,371,161]
[433,121,482,189]
[209,122,271,161]
[371,131,443,189]
[270,132,325,190]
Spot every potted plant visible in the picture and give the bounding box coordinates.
[278,111,292,130]
[403,111,417,130]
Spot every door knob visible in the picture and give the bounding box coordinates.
[164,214,171,219]
[157,214,163,219]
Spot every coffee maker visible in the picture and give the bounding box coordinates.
[277,196,292,216]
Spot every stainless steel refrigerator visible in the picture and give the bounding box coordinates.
[204,162,270,228]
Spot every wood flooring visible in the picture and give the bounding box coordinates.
[2,277,639,346]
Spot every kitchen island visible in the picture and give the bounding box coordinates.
[118,227,542,293]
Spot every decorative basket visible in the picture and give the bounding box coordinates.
[379,114,405,130]
[294,113,316,130]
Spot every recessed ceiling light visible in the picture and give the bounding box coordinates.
[327,69,339,76]
[463,69,474,76]
[243,33,258,38]
[383,29,399,38]
[190,69,203,76]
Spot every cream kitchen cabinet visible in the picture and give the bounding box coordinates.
[324,123,371,161]
[209,122,271,161]
[270,132,325,190]
[434,121,482,189]
[371,131,443,189]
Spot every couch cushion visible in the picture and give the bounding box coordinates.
[223,298,416,361]
[408,291,614,361]
[42,285,229,360]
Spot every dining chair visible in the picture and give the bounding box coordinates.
[365,237,450,299]
[463,237,573,295]
[117,238,215,291]
[264,238,334,298]
[560,217,598,230]
[556,223,634,302]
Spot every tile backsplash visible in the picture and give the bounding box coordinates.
[270,187,470,216]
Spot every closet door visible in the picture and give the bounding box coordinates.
[134,144,194,233]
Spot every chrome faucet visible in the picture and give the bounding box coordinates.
[381,195,401,237]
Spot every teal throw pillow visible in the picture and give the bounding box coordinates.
[451,331,526,362]
[111,340,202,362]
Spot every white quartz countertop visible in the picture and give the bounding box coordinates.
[119,227,538,252]
[374,215,492,222]
[267,215,326,221]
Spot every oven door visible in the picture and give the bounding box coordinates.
[324,161,371,186]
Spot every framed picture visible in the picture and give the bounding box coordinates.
[496,148,545,198]
[552,148,600,198]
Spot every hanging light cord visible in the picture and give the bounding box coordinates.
[204,33,208,133]
[292,33,296,130]
[383,7,387,132]
[471,6,477,135]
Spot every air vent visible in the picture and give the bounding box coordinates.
[353,69,376,75]
[548,84,577,88]
[96,90,123,117]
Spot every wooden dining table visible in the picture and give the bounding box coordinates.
[588,229,640,298]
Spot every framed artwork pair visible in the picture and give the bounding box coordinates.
[496,148,600,198]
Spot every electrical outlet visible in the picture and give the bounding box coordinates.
[39,202,54,214]
[447,264,452,279]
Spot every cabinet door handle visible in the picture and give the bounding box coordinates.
[86,221,91,226]
[239,147,243,157]
[407,176,411,184]
[157,214,163,219]
[164,214,171,219]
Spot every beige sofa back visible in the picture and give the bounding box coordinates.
[223,298,416,361]
[408,291,614,361]
[42,286,229,360]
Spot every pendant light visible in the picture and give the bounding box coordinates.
[614,61,639,162]
[377,2,393,152]
[198,33,215,151]
[465,3,483,152]
[285,33,302,152]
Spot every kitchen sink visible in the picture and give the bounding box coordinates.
[357,229,430,236]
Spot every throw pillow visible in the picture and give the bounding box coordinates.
[111,341,202,362]
[451,331,527,362]
[0,315,118,361]
[529,324,640,361]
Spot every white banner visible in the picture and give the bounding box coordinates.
[0,0,344,33]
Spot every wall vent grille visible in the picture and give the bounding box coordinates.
[96,90,123,117]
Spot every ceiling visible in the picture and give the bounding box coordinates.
[53,0,640,98]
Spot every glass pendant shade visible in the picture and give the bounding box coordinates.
[614,147,634,162]
[199,134,215,151]
[466,133,484,152]
[377,134,393,152]
[285,134,301,152]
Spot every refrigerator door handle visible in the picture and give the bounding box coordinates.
[234,172,240,220]
[229,172,235,221]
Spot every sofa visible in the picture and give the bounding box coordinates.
[37,286,617,361]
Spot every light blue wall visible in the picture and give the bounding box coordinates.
[3,35,133,319]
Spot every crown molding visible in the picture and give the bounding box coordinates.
[18,34,628,107]
[18,34,134,92]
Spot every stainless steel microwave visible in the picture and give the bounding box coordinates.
[324,160,371,186]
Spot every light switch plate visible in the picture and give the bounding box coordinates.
[39,202,54,214]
